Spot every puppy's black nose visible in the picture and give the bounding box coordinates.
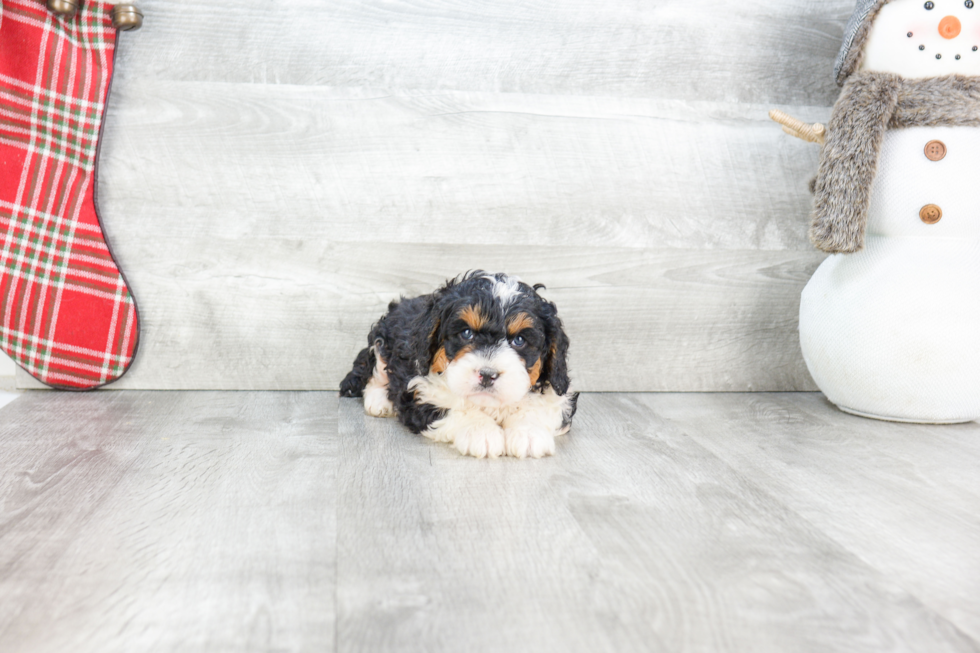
[478,368,499,388]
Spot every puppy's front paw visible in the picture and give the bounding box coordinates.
[504,425,556,459]
[363,385,395,418]
[453,424,506,459]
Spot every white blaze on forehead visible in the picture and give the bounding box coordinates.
[482,273,523,308]
[861,0,980,78]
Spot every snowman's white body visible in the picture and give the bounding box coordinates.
[800,0,980,423]
[800,126,980,422]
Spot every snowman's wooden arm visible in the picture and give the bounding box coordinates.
[769,109,826,145]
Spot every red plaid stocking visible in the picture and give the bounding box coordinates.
[0,0,139,389]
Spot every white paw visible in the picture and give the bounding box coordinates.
[453,424,506,459]
[504,425,556,459]
[363,385,395,418]
[422,422,454,443]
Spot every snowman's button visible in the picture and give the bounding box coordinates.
[920,204,943,224]
[924,140,947,161]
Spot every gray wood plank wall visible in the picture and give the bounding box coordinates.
[19,0,855,390]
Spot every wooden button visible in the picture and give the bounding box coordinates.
[924,140,947,161]
[920,204,943,224]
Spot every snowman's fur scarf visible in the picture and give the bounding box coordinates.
[836,0,890,86]
[811,72,980,253]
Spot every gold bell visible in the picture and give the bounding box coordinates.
[47,0,80,18]
[112,3,144,31]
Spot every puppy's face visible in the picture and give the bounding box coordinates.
[418,273,569,408]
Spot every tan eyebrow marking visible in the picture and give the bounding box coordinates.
[506,312,534,336]
[459,305,487,331]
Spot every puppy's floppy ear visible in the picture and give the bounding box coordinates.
[408,296,442,376]
[541,302,570,395]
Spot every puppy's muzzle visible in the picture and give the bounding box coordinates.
[478,368,500,388]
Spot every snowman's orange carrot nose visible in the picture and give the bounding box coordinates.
[939,15,961,39]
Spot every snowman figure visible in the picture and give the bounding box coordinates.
[774,0,980,423]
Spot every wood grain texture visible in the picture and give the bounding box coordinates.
[0,392,337,653]
[18,245,825,391]
[0,353,16,392]
[97,82,827,251]
[53,0,850,391]
[1,391,977,652]
[646,392,980,643]
[335,394,979,652]
[118,0,849,106]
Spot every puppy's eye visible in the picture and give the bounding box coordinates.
[511,335,526,348]
[925,1,935,8]
[460,328,474,341]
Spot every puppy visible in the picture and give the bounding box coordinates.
[340,271,577,458]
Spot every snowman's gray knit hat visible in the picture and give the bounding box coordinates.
[835,0,891,86]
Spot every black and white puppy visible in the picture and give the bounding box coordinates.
[340,271,577,459]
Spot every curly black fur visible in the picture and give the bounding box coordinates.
[340,271,576,435]
[338,346,375,398]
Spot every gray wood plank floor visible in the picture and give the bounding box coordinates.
[1,391,977,652]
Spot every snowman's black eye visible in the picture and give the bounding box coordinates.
[908,31,914,37]
[925,1,935,8]
[967,1,975,8]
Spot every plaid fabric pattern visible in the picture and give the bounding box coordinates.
[0,0,138,389]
